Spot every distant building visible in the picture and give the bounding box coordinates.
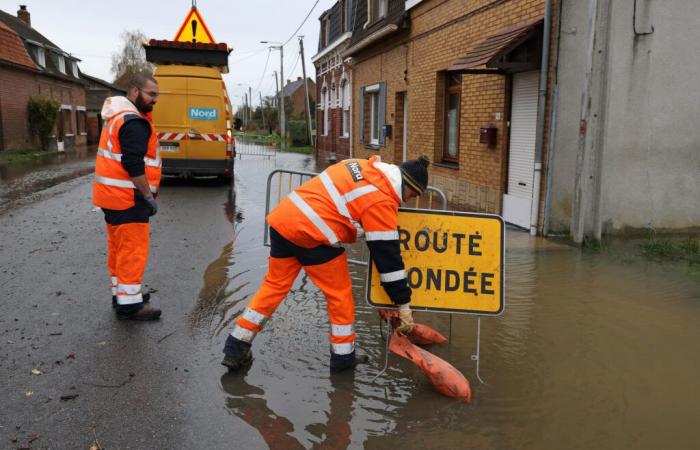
[0,6,87,152]
[81,74,125,145]
[282,76,316,120]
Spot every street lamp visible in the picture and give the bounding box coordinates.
[261,41,285,149]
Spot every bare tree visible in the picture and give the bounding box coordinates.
[110,30,154,89]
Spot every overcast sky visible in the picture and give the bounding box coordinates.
[1,0,335,108]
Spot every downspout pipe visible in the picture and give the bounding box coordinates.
[529,0,553,236]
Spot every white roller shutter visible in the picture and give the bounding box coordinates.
[503,71,539,229]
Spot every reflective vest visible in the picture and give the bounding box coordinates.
[92,110,161,210]
[268,156,402,248]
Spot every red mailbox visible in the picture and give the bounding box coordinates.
[480,125,497,148]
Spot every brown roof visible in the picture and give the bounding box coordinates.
[448,18,543,71]
[0,20,38,70]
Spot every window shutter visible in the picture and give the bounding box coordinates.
[359,86,365,144]
[378,81,387,146]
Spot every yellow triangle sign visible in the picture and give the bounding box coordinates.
[173,7,215,43]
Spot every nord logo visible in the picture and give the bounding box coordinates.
[189,107,218,120]
[345,161,364,182]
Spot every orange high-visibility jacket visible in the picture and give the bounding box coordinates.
[268,156,412,304]
[93,97,161,210]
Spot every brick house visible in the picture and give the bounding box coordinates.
[282,76,316,120]
[312,0,354,163]
[334,0,556,234]
[0,6,87,152]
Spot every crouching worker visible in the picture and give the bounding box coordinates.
[222,156,430,372]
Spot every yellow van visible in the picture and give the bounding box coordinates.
[152,65,234,181]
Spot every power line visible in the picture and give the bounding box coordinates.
[255,49,272,92]
[283,0,321,46]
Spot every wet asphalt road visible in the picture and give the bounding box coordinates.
[2,148,700,450]
[0,151,316,449]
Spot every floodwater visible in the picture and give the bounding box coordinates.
[0,145,96,214]
[201,147,700,449]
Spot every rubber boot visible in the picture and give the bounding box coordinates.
[330,351,369,372]
[222,335,253,372]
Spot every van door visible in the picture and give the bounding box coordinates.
[153,76,189,161]
[187,77,226,161]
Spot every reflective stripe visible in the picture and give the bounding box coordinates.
[242,307,269,326]
[365,230,399,241]
[95,175,158,193]
[331,342,355,355]
[343,184,378,203]
[117,293,142,305]
[106,112,129,151]
[320,171,352,219]
[379,270,406,283]
[111,277,117,295]
[98,148,161,168]
[289,191,339,246]
[331,324,354,337]
[117,283,141,295]
[232,326,256,343]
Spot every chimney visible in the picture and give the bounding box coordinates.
[297,77,302,81]
[17,5,30,27]
[287,79,291,84]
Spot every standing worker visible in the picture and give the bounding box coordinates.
[92,73,162,320]
[222,156,430,371]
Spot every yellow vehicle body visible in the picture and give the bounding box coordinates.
[152,65,234,179]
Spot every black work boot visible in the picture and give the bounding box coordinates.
[330,351,369,372]
[221,335,253,372]
[113,292,150,308]
[115,301,161,321]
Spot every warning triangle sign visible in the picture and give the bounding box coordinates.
[173,7,215,43]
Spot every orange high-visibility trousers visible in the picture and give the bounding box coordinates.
[231,253,355,355]
[106,223,149,305]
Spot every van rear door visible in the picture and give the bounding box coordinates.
[153,75,189,161]
[187,77,226,161]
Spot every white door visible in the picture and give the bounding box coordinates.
[503,71,539,229]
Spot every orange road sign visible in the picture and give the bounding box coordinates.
[174,7,215,44]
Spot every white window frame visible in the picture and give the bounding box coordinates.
[340,79,350,137]
[34,46,46,67]
[71,61,79,78]
[368,0,388,24]
[322,86,329,136]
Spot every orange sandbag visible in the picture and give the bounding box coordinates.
[377,309,447,345]
[390,331,471,401]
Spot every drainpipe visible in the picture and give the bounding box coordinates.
[529,0,554,236]
[543,0,564,236]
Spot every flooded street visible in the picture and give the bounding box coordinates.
[1,147,699,449]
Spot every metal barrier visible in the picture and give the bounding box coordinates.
[263,168,447,266]
[235,139,277,159]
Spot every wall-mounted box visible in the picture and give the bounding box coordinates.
[480,126,497,148]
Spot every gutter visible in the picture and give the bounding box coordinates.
[342,24,399,57]
[529,0,553,236]
[311,32,352,64]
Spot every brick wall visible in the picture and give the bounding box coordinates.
[0,65,87,151]
[315,66,351,165]
[349,0,555,219]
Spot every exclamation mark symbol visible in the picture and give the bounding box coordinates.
[191,19,197,43]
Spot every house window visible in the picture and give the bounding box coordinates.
[71,61,79,78]
[340,79,350,137]
[370,0,388,23]
[57,55,66,74]
[443,73,461,163]
[60,107,73,136]
[369,91,380,145]
[32,46,45,67]
[322,87,329,136]
[76,109,87,135]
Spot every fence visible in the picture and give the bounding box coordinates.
[235,138,277,159]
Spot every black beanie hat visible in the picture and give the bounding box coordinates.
[400,156,430,195]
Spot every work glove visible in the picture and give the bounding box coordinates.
[145,195,158,216]
[396,303,414,335]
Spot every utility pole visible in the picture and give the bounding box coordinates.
[259,92,266,131]
[243,93,248,127]
[248,86,253,126]
[298,36,314,147]
[273,70,280,134]
[279,45,286,150]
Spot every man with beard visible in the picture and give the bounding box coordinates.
[92,73,162,320]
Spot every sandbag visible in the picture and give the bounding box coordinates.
[377,309,447,346]
[390,331,471,401]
